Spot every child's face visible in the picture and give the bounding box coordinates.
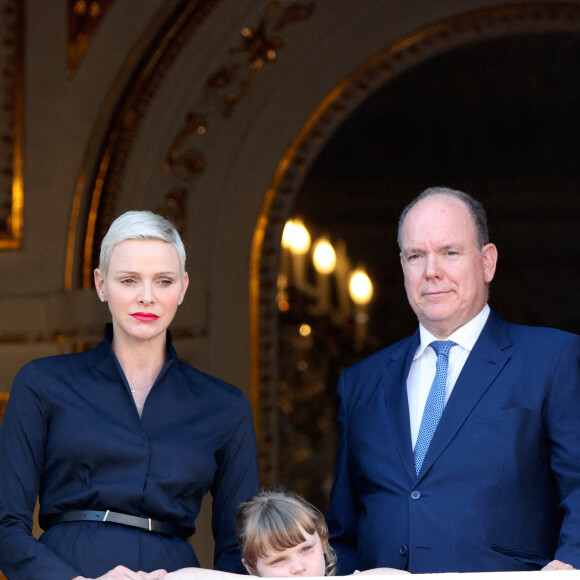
[248,529,327,577]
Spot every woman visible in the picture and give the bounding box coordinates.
[0,211,260,580]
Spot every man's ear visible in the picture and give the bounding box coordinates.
[242,558,256,576]
[481,243,498,284]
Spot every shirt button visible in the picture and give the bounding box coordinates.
[399,545,408,556]
[410,490,421,500]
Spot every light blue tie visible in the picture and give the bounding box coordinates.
[414,340,456,476]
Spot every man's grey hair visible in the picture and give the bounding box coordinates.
[397,186,490,251]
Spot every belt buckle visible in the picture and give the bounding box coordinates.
[148,517,152,532]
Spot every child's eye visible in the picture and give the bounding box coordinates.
[302,545,312,552]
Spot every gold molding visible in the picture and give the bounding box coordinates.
[0,0,24,250]
[249,2,580,483]
[0,391,9,426]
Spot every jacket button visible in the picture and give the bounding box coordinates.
[399,545,408,556]
[410,490,421,500]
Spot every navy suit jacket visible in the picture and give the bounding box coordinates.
[326,310,580,573]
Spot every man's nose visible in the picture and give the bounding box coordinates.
[424,254,442,278]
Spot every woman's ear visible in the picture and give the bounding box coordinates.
[179,271,190,304]
[94,269,106,301]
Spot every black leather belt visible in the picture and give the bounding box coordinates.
[39,510,192,540]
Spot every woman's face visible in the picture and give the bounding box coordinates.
[247,529,327,577]
[94,239,188,348]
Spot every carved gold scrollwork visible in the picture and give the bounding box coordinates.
[154,187,187,235]
[160,113,208,235]
[68,0,115,76]
[205,1,315,118]
[163,112,206,176]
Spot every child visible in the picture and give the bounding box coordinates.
[163,487,407,578]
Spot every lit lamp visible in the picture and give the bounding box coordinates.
[349,268,373,351]
[282,219,311,291]
[312,239,336,313]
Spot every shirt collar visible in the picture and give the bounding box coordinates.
[414,304,490,360]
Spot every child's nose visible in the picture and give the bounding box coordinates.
[289,556,306,575]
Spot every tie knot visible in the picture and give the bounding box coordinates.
[430,340,456,357]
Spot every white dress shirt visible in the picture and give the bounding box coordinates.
[407,304,491,449]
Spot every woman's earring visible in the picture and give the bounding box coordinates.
[178,300,182,306]
[100,296,106,303]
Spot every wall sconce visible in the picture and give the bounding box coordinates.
[279,218,375,350]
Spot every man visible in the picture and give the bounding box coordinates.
[326,186,580,573]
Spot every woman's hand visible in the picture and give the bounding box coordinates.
[73,566,168,580]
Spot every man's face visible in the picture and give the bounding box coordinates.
[399,194,497,338]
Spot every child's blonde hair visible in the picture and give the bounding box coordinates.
[236,487,337,576]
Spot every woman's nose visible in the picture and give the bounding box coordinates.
[138,284,154,304]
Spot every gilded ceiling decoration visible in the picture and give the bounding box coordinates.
[0,0,23,250]
[68,0,115,76]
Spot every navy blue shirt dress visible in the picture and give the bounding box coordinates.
[0,324,260,579]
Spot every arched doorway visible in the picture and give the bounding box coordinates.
[251,3,580,507]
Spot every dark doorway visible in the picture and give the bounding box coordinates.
[277,31,580,511]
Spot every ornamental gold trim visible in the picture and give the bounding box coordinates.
[0,0,24,250]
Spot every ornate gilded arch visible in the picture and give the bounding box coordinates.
[250,3,580,483]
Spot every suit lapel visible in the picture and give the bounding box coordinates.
[383,331,420,482]
[417,311,513,480]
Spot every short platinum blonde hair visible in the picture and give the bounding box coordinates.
[236,487,337,576]
[98,210,186,278]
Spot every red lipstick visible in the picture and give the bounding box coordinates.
[131,312,160,321]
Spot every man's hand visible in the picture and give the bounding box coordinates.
[541,560,575,571]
